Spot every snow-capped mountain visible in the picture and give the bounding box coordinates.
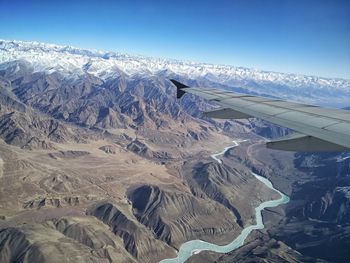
[0,39,350,107]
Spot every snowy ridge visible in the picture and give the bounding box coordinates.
[1,39,350,107]
[1,39,349,89]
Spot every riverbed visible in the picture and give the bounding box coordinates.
[160,140,290,263]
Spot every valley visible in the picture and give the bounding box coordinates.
[0,40,349,263]
[160,141,290,263]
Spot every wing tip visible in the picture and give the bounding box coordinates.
[170,79,189,99]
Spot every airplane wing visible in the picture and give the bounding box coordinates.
[170,79,350,152]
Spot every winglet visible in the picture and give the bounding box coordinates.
[170,79,189,99]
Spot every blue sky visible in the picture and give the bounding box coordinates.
[0,0,349,79]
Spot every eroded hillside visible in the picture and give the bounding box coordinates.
[0,60,280,263]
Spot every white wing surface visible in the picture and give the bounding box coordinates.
[171,79,350,152]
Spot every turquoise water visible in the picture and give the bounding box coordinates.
[210,141,239,164]
[160,141,290,263]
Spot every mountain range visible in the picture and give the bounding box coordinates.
[0,39,349,263]
[1,39,350,107]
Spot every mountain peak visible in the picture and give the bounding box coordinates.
[1,39,350,107]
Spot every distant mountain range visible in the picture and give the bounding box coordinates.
[1,39,349,107]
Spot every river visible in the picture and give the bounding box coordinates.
[160,140,290,263]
